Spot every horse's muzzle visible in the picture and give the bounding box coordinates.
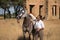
[16,16,21,20]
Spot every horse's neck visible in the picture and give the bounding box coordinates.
[23,16,31,24]
[23,17,29,22]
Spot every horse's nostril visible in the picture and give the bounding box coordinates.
[19,16,21,19]
[16,16,21,19]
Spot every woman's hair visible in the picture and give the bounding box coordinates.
[39,15,42,20]
[39,15,45,20]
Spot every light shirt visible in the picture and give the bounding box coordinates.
[34,20,45,29]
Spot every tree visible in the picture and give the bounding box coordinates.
[0,0,26,19]
[0,0,9,19]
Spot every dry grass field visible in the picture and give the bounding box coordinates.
[0,18,60,40]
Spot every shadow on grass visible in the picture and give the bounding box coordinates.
[17,36,29,40]
[0,18,4,20]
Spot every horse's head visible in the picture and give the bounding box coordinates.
[16,8,27,20]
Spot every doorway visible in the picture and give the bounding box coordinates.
[29,5,35,13]
[52,5,57,16]
[39,5,43,16]
[59,7,60,19]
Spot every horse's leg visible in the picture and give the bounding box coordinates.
[23,26,26,40]
[32,33,35,40]
[29,32,31,40]
[32,26,35,40]
[23,31,26,40]
[29,25,33,40]
[28,28,32,40]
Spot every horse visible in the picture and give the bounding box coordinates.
[16,8,36,40]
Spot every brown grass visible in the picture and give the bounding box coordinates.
[0,19,60,40]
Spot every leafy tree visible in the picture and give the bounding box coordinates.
[0,0,26,19]
[13,0,26,18]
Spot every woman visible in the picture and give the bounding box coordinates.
[34,15,45,40]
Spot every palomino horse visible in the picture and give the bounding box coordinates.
[16,8,36,40]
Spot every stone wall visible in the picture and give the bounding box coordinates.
[26,0,60,20]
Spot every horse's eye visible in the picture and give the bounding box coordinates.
[22,10,25,13]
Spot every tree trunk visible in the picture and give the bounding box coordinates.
[4,9,6,19]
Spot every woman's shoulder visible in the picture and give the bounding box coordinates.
[39,20,43,23]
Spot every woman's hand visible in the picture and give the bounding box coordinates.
[36,28,40,32]
[36,28,44,32]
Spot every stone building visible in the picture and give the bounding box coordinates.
[25,0,60,20]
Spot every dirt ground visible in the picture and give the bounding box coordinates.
[0,18,60,40]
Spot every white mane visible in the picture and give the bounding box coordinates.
[29,14,36,20]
